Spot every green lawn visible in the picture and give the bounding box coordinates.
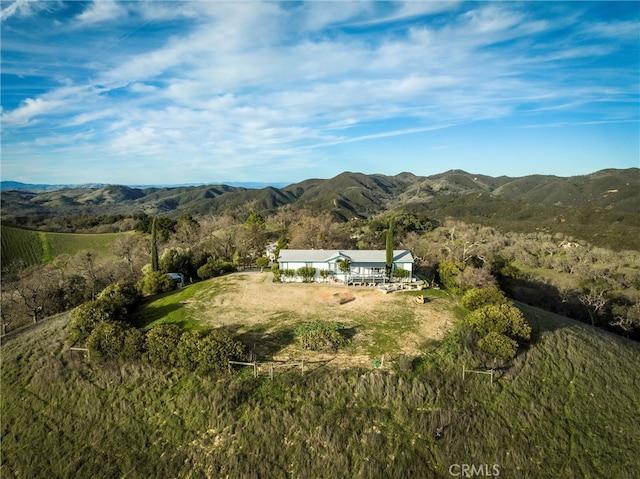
[133,281,214,331]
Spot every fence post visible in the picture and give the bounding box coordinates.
[462,364,465,380]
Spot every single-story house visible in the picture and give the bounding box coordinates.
[278,249,414,284]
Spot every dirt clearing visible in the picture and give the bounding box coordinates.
[166,272,456,368]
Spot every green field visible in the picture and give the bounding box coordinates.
[46,230,122,259]
[2,284,639,478]
[1,225,125,269]
[0,226,44,268]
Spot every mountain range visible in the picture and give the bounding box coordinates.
[2,168,639,249]
[0,180,289,192]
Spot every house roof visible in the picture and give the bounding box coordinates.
[278,249,414,263]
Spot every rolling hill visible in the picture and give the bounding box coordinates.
[1,274,639,478]
[2,168,639,249]
[1,225,125,270]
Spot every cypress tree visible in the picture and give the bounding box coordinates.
[151,217,159,272]
[386,219,394,276]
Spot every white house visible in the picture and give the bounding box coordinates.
[278,249,414,284]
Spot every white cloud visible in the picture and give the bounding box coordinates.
[74,0,127,26]
[64,109,118,127]
[299,2,373,31]
[1,97,63,126]
[584,20,640,40]
[346,1,461,27]
[0,0,43,21]
[2,1,638,183]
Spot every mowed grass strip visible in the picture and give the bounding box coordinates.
[133,276,242,331]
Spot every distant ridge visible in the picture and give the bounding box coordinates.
[0,180,290,192]
[2,168,638,250]
[0,181,108,192]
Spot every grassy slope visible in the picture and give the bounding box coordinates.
[0,225,123,267]
[2,288,639,478]
[0,226,44,268]
[46,230,122,260]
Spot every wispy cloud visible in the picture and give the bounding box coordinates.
[0,0,40,21]
[1,1,638,183]
[73,0,128,26]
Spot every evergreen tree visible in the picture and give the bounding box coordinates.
[386,219,395,276]
[151,217,159,272]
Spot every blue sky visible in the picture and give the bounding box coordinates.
[1,1,638,185]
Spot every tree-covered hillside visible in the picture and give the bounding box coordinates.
[3,168,638,249]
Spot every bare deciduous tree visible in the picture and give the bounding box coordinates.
[113,234,146,279]
[579,287,609,326]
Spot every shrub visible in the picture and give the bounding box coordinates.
[174,329,245,374]
[478,331,518,361]
[69,282,142,342]
[437,260,465,291]
[295,321,347,351]
[86,321,129,362]
[145,324,183,367]
[70,299,114,342]
[466,303,532,342]
[282,269,296,282]
[461,287,508,311]
[197,258,237,280]
[271,265,282,283]
[195,329,246,374]
[173,330,202,371]
[256,256,270,272]
[197,262,215,280]
[159,247,194,278]
[297,266,316,283]
[393,268,410,282]
[138,271,174,296]
[98,281,141,309]
[121,327,146,360]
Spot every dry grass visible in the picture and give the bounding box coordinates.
[3,280,640,478]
